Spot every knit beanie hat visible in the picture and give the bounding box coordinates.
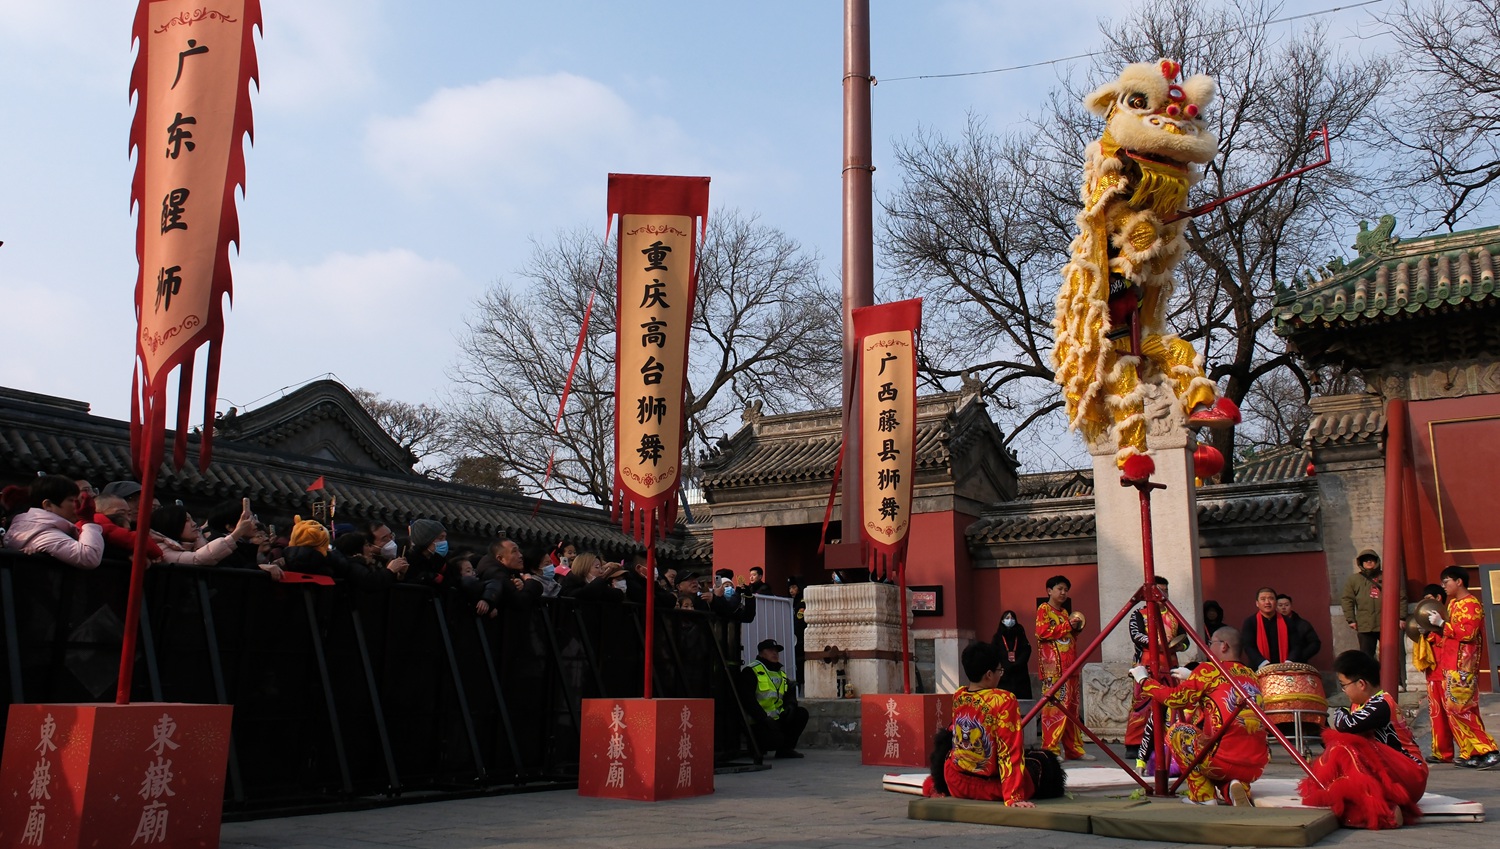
[289,516,330,555]
[409,518,445,551]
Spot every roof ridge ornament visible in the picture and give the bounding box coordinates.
[1354,214,1399,259]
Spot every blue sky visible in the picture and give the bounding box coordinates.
[0,1,1390,446]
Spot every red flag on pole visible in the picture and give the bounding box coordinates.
[608,173,709,699]
[306,475,326,492]
[120,0,260,705]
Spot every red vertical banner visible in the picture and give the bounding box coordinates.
[120,0,259,704]
[852,298,921,577]
[130,0,261,472]
[609,174,710,541]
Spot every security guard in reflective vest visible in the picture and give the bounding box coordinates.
[739,638,809,759]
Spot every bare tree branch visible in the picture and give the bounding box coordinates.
[447,210,841,507]
[881,0,1394,478]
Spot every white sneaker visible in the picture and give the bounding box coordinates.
[1228,780,1253,807]
[1182,796,1219,805]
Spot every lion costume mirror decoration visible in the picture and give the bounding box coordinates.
[1053,59,1240,480]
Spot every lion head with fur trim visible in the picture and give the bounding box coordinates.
[1088,59,1218,167]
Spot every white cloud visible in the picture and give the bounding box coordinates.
[252,0,379,111]
[213,248,472,411]
[0,278,132,406]
[363,73,696,199]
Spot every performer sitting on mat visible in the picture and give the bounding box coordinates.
[1298,650,1427,829]
[924,641,1066,806]
[1131,626,1268,806]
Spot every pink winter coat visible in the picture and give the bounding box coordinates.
[3,508,104,568]
[148,531,238,566]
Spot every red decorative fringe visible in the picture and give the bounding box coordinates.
[1298,728,1427,829]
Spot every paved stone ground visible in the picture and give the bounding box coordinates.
[220,737,1500,849]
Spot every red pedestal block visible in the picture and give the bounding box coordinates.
[578,698,714,801]
[860,692,952,767]
[0,702,233,849]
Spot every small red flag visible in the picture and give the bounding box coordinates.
[306,476,325,492]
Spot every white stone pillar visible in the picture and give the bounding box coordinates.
[803,583,910,698]
[1085,384,1206,737]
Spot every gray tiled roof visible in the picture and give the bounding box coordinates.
[700,391,1014,491]
[0,386,655,558]
[1274,224,1500,332]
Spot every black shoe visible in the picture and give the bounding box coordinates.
[1426,755,1454,764]
[1456,755,1483,768]
[775,750,805,759]
[1477,751,1500,770]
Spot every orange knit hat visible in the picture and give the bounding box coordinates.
[289,515,329,555]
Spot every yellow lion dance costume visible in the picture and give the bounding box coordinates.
[1053,59,1238,476]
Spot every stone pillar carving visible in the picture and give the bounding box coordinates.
[1082,662,1134,741]
[803,583,910,699]
[1085,383,1204,738]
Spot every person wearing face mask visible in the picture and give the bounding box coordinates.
[1341,549,1405,660]
[576,561,629,602]
[990,609,1032,698]
[362,521,402,565]
[525,550,562,598]
[404,519,448,586]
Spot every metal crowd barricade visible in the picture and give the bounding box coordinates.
[0,550,761,814]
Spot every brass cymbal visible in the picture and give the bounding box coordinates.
[1410,598,1446,636]
[1403,615,1427,643]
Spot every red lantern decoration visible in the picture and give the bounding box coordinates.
[1193,444,1225,479]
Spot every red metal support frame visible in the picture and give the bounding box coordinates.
[1157,596,1325,790]
[1018,476,1324,795]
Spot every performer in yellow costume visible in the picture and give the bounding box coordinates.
[1053,59,1239,474]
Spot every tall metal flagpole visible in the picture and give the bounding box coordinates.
[841,0,875,538]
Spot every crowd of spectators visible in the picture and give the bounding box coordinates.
[2,475,772,630]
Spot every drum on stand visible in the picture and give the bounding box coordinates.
[1257,661,1327,758]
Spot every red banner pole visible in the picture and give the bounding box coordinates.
[643,513,656,700]
[117,408,163,704]
[533,290,597,517]
[1379,398,1408,694]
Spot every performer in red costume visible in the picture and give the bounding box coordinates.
[924,642,1065,805]
[1132,627,1268,805]
[1035,575,1091,759]
[1299,650,1428,828]
[1425,566,1500,769]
